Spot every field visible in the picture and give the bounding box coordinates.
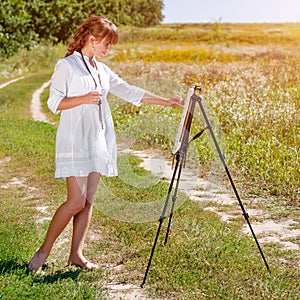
[0,22,299,299]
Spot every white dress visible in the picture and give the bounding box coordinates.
[47,51,145,178]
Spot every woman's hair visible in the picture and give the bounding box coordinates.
[65,15,119,57]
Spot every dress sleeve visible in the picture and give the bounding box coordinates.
[47,59,72,114]
[103,64,145,107]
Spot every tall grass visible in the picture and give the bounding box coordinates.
[107,58,299,201]
[119,22,300,46]
[203,60,299,199]
[0,42,65,81]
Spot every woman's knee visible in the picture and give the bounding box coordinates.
[66,196,87,215]
[85,199,93,209]
[65,174,98,214]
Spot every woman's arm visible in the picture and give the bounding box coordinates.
[141,91,184,106]
[57,91,101,110]
[102,64,184,107]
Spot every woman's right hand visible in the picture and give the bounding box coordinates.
[57,91,102,111]
[82,91,102,105]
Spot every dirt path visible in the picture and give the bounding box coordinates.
[30,80,51,123]
[0,77,25,89]
[128,149,300,253]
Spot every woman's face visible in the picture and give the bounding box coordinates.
[93,38,112,58]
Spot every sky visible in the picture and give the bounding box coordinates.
[162,0,300,23]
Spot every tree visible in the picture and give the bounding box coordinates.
[25,0,87,43]
[0,0,38,58]
[127,0,164,27]
[0,0,164,59]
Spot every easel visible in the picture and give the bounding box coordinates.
[141,86,270,287]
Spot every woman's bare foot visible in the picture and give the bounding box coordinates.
[28,249,49,272]
[68,255,98,270]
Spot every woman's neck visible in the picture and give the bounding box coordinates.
[80,47,94,66]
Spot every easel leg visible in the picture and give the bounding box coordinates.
[141,154,184,287]
[193,94,271,273]
[164,155,185,245]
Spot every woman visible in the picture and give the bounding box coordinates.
[28,15,183,271]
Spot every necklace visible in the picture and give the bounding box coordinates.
[79,50,104,129]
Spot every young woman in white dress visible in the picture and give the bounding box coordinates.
[28,15,183,271]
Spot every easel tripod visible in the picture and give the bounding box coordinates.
[141,86,270,287]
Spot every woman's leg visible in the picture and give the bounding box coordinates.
[28,176,89,271]
[68,172,101,269]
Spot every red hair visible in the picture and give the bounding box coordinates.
[65,16,119,57]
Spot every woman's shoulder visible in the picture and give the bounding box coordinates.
[55,52,82,71]
[55,54,72,67]
[53,57,71,73]
[62,52,80,64]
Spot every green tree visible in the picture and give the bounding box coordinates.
[0,0,164,59]
[0,0,38,58]
[127,0,164,27]
[25,0,86,43]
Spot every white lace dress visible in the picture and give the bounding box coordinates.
[47,51,145,178]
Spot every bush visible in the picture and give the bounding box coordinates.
[0,0,164,59]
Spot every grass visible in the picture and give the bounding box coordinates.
[106,27,300,201]
[111,48,241,64]
[118,22,300,46]
[0,22,299,299]
[105,59,299,201]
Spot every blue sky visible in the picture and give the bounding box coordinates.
[162,0,300,23]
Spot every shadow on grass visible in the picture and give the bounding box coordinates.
[32,269,82,284]
[0,259,28,273]
[0,259,82,283]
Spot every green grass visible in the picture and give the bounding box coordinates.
[0,128,105,298]
[0,23,299,299]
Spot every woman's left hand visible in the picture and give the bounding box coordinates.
[141,91,184,107]
[169,94,184,106]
